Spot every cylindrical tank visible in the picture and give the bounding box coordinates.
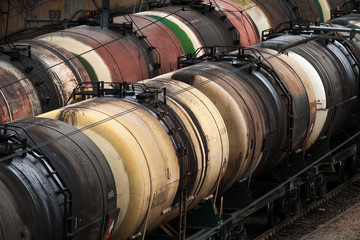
[261,34,359,148]
[0,40,89,124]
[227,0,334,33]
[41,78,229,239]
[113,14,185,75]
[161,41,318,188]
[37,0,258,86]
[0,28,360,239]
[0,118,117,239]
[1,0,339,125]
[36,26,154,83]
[136,4,244,55]
[158,61,287,191]
[329,13,360,29]
[289,0,332,22]
[0,56,42,123]
[227,0,297,31]
[252,47,317,153]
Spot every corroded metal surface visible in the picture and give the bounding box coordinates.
[37,26,152,83]
[0,40,89,123]
[204,0,260,46]
[0,58,41,123]
[113,14,184,76]
[1,5,360,240]
[24,40,90,107]
[139,5,235,55]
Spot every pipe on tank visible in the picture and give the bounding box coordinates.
[101,0,110,29]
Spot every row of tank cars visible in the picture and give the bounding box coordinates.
[0,0,351,123]
[1,0,360,240]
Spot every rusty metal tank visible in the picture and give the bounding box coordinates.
[228,0,296,30]
[163,42,318,188]
[0,57,41,124]
[0,0,260,125]
[36,26,154,83]
[137,4,241,56]
[113,14,184,75]
[38,0,256,84]
[41,79,229,239]
[203,0,260,45]
[0,40,89,123]
[1,25,360,240]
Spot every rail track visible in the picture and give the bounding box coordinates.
[250,175,360,240]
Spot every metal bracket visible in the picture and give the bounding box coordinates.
[177,45,241,68]
[0,44,32,71]
[66,81,167,105]
[0,125,27,161]
[207,0,240,45]
[110,21,133,35]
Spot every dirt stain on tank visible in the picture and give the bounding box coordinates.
[58,109,78,125]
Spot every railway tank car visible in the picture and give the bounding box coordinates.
[0,0,347,124]
[330,12,360,28]
[216,0,351,34]
[0,80,230,240]
[0,0,258,124]
[160,27,360,192]
[1,21,360,239]
[0,41,89,123]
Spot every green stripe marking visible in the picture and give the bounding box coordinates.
[146,15,196,55]
[313,0,324,22]
[76,55,98,88]
[348,23,360,29]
